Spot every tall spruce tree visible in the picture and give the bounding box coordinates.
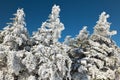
[1,8,29,50]
[33,5,64,46]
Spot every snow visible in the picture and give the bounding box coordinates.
[0,5,120,80]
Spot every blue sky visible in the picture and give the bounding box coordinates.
[0,0,120,46]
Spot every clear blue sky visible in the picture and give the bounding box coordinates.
[0,0,120,46]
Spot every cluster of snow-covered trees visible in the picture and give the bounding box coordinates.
[0,5,120,80]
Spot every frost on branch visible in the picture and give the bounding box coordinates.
[27,75,36,80]
[22,52,37,72]
[35,43,72,80]
[7,51,21,75]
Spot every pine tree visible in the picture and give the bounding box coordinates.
[65,12,120,80]
[1,8,29,50]
[33,5,64,46]
[32,5,72,80]
[94,12,117,38]
[0,8,30,80]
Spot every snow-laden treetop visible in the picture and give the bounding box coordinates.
[0,8,29,50]
[94,12,117,38]
[97,11,109,24]
[50,4,60,21]
[33,5,64,45]
[9,8,26,27]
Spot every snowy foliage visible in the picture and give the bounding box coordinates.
[77,26,89,41]
[94,12,117,38]
[0,5,120,80]
[33,5,64,45]
[0,8,29,50]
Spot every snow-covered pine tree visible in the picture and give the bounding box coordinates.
[70,12,120,80]
[94,12,117,38]
[64,26,89,48]
[31,5,72,80]
[76,26,89,48]
[0,8,30,80]
[86,12,120,80]
[33,5,64,46]
[0,8,29,50]
[83,12,120,80]
[77,26,89,41]
[64,26,90,80]
[64,26,89,59]
[91,12,117,45]
[64,12,120,80]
